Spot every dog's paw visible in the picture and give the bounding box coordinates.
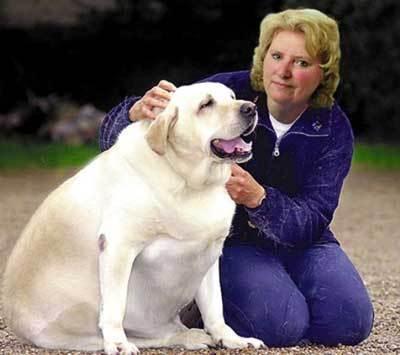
[104,340,139,355]
[219,335,261,349]
[174,328,216,350]
[236,336,265,349]
[210,324,265,349]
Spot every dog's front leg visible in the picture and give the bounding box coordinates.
[97,228,145,355]
[195,259,264,349]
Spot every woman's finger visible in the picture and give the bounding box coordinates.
[142,96,169,109]
[231,163,246,177]
[151,86,174,100]
[158,80,177,92]
[141,105,157,119]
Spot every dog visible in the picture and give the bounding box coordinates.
[2,82,264,354]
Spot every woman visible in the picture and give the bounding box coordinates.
[99,8,374,347]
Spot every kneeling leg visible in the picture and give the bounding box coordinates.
[220,245,309,347]
[285,243,374,346]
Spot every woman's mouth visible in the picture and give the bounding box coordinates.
[272,81,292,88]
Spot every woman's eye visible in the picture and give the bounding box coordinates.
[271,52,281,60]
[295,59,310,67]
[199,99,214,110]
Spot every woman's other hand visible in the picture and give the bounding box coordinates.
[129,80,177,122]
[226,164,266,208]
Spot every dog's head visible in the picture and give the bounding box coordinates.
[145,82,257,164]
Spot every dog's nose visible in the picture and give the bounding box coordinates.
[240,102,256,119]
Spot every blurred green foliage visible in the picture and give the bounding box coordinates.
[353,143,400,170]
[0,140,98,169]
[0,140,399,170]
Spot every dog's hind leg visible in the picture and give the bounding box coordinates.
[128,328,216,350]
[30,303,103,352]
[32,320,103,351]
[34,333,103,352]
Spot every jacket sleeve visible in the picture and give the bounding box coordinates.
[245,106,354,248]
[99,96,138,151]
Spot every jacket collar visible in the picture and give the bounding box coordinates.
[254,93,331,137]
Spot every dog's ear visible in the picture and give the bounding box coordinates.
[145,104,178,155]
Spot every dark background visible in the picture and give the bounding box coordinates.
[1,0,399,142]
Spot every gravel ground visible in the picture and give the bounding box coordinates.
[0,166,399,354]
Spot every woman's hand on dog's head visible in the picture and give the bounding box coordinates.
[129,80,177,122]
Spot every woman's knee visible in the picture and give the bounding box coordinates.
[307,283,374,345]
[345,297,374,345]
[223,286,309,347]
[287,243,374,346]
[220,245,310,347]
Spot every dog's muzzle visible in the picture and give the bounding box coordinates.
[211,102,257,163]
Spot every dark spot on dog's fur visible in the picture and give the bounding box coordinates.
[98,234,107,252]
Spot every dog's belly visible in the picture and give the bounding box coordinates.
[123,236,223,335]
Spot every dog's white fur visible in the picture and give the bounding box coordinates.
[2,82,263,354]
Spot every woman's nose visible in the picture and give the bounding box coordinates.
[277,60,292,79]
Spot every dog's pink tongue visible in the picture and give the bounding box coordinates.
[214,137,252,153]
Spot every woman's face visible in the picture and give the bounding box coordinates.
[263,30,323,114]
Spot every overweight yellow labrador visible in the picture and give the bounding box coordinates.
[2,82,264,354]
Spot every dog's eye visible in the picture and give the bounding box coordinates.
[199,98,214,111]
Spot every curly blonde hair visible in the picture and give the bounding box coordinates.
[250,8,341,108]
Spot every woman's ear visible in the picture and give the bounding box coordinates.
[145,104,178,155]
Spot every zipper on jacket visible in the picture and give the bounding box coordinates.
[273,141,280,157]
[273,138,281,157]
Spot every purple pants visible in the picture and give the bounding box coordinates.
[219,242,374,347]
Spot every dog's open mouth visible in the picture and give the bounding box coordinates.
[211,136,253,162]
